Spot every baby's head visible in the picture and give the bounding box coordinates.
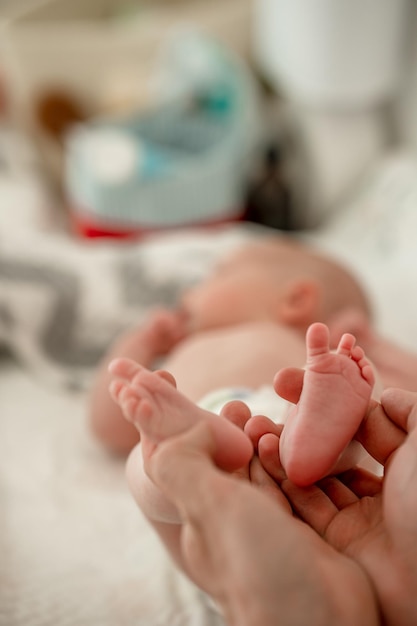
[181,236,371,333]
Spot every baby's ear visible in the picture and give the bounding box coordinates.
[277,279,321,327]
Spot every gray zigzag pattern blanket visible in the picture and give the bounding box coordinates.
[0,226,253,389]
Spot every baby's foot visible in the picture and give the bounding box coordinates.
[278,322,375,486]
[109,358,253,473]
[327,308,371,351]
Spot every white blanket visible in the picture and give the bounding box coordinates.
[2,149,417,626]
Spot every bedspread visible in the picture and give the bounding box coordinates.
[0,226,253,389]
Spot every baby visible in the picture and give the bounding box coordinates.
[108,321,375,530]
[89,235,372,461]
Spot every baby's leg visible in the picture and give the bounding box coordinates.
[109,358,253,522]
[278,322,374,486]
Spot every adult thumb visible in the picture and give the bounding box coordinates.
[148,421,235,524]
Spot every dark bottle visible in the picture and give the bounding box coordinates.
[244,144,294,231]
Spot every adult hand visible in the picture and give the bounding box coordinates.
[135,418,378,626]
[260,388,417,626]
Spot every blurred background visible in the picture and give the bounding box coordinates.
[0,0,416,237]
[2,5,417,625]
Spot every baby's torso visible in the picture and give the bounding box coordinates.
[164,321,307,402]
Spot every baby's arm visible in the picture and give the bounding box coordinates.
[89,308,187,455]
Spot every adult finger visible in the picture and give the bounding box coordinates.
[355,398,405,466]
[384,424,417,542]
[249,453,291,511]
[244,415,283,450]
[148,421,244,526]
[380,388,417,432]
[220,400,252,429]
[280,479,339,537]
[219,401,253,481]
[338,467,382,499]
[273,367,304,404]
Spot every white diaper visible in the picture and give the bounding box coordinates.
[198,385,291,425]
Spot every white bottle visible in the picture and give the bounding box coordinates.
[253,0,410,109]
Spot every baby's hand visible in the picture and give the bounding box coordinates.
[143,307,190,354]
